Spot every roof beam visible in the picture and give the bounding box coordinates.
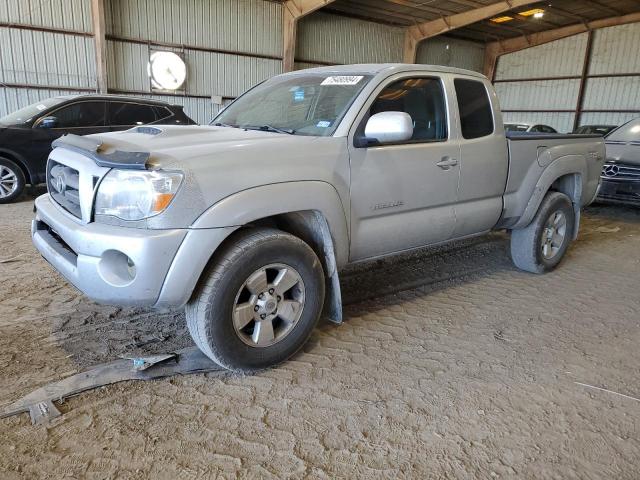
[484,11,640,80]
[283,0,335,72]
[403,0,541,63]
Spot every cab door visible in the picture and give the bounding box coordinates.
[450,78,508,238]
[347,75,461,261]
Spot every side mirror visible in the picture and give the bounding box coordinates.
[38,116,58,129]
[362,111,413,145]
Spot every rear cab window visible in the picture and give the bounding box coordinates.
[454,78,494,140]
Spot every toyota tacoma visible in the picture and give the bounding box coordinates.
[32,64,605,371]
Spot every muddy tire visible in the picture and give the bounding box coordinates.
[0,157,26,204]
[510,191,575,274]
[186,228,325,372]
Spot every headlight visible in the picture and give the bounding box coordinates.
[95,169,183,221]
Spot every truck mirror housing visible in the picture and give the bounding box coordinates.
[363,111,413,145]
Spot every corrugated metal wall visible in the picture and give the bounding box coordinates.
[295,12,404,68]
[0,0,96,117]
[104,0,283,124]
[0,0,92,32]
[495,23,640,132]
[416,36,485,73]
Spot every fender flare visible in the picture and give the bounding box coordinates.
[191,181,350,267]
[513,155,585,236]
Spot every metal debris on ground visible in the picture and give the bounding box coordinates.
[0,347,222,425]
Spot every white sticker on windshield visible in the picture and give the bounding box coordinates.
[317,121,331,128]
[321,75,364,86]
[35,104,47,111]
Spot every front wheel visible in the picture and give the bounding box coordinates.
[186,228,325,372]
[510,191,575,274]
[0,157,26,204]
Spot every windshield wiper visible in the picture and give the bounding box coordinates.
[243,125,296,135]
[212,122,239,128]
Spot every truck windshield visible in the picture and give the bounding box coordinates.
[606,118,640,142]
[0,97,67,126]
[212,73,372,136]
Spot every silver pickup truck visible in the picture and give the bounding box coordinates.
[32,64,605,371]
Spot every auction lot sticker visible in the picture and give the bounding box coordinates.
[321,76,364,86]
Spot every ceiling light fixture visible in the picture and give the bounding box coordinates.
[490,15,514,23]
[519,8,545,17]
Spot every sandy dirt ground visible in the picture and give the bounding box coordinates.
[1,190,639,479]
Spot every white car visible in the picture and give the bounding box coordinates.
[505,122,558,134]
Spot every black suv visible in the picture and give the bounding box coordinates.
[0,95,196,203]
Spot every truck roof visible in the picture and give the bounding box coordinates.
[283,63,487,80]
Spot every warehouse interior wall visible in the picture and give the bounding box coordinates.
[0,0,95,116]
[295,12,485,74]
[294,12,404,69]
[105,0,283,124]
[3,0,635,130]
[496,22,640,133]
[416,36,485,73]
[0,0,493,124]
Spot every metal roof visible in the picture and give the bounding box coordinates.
[322,0,640,42]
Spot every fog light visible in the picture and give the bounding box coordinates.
[98,250,136,286]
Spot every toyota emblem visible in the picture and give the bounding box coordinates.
[55,174,66,194]
[603,164,620,177]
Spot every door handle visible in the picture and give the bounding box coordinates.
[437,157,459,170]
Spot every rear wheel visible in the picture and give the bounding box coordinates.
[186,228,325,372]
[0,157,25,204]
[510,191,575,274]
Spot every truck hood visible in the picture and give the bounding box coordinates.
[79,125,349,229]
[87,125,320,168]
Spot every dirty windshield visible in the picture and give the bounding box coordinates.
[0,97,66,126]
[212,74,372,136]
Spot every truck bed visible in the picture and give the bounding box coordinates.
[501,132,605,228]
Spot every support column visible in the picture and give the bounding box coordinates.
[282,0,336,73]
[573,30,594,131]
[91,0,108,93]
[282,6,298,73]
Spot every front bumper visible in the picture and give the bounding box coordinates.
[32,194,188,306]
[597,178,640,206]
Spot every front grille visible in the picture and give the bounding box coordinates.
[47,160,82,218]
[600,162,640,182]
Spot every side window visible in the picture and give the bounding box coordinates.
[109,102,158,126]
[369,77,448,142]
[52,102,106,128]
[153,106,173,122]
[530,125,543,133]
[454,79,494,139]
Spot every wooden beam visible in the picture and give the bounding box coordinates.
[283,0,335,72]
[485,11,640,78]
[403,0,540,63]
[91,0,107,93]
